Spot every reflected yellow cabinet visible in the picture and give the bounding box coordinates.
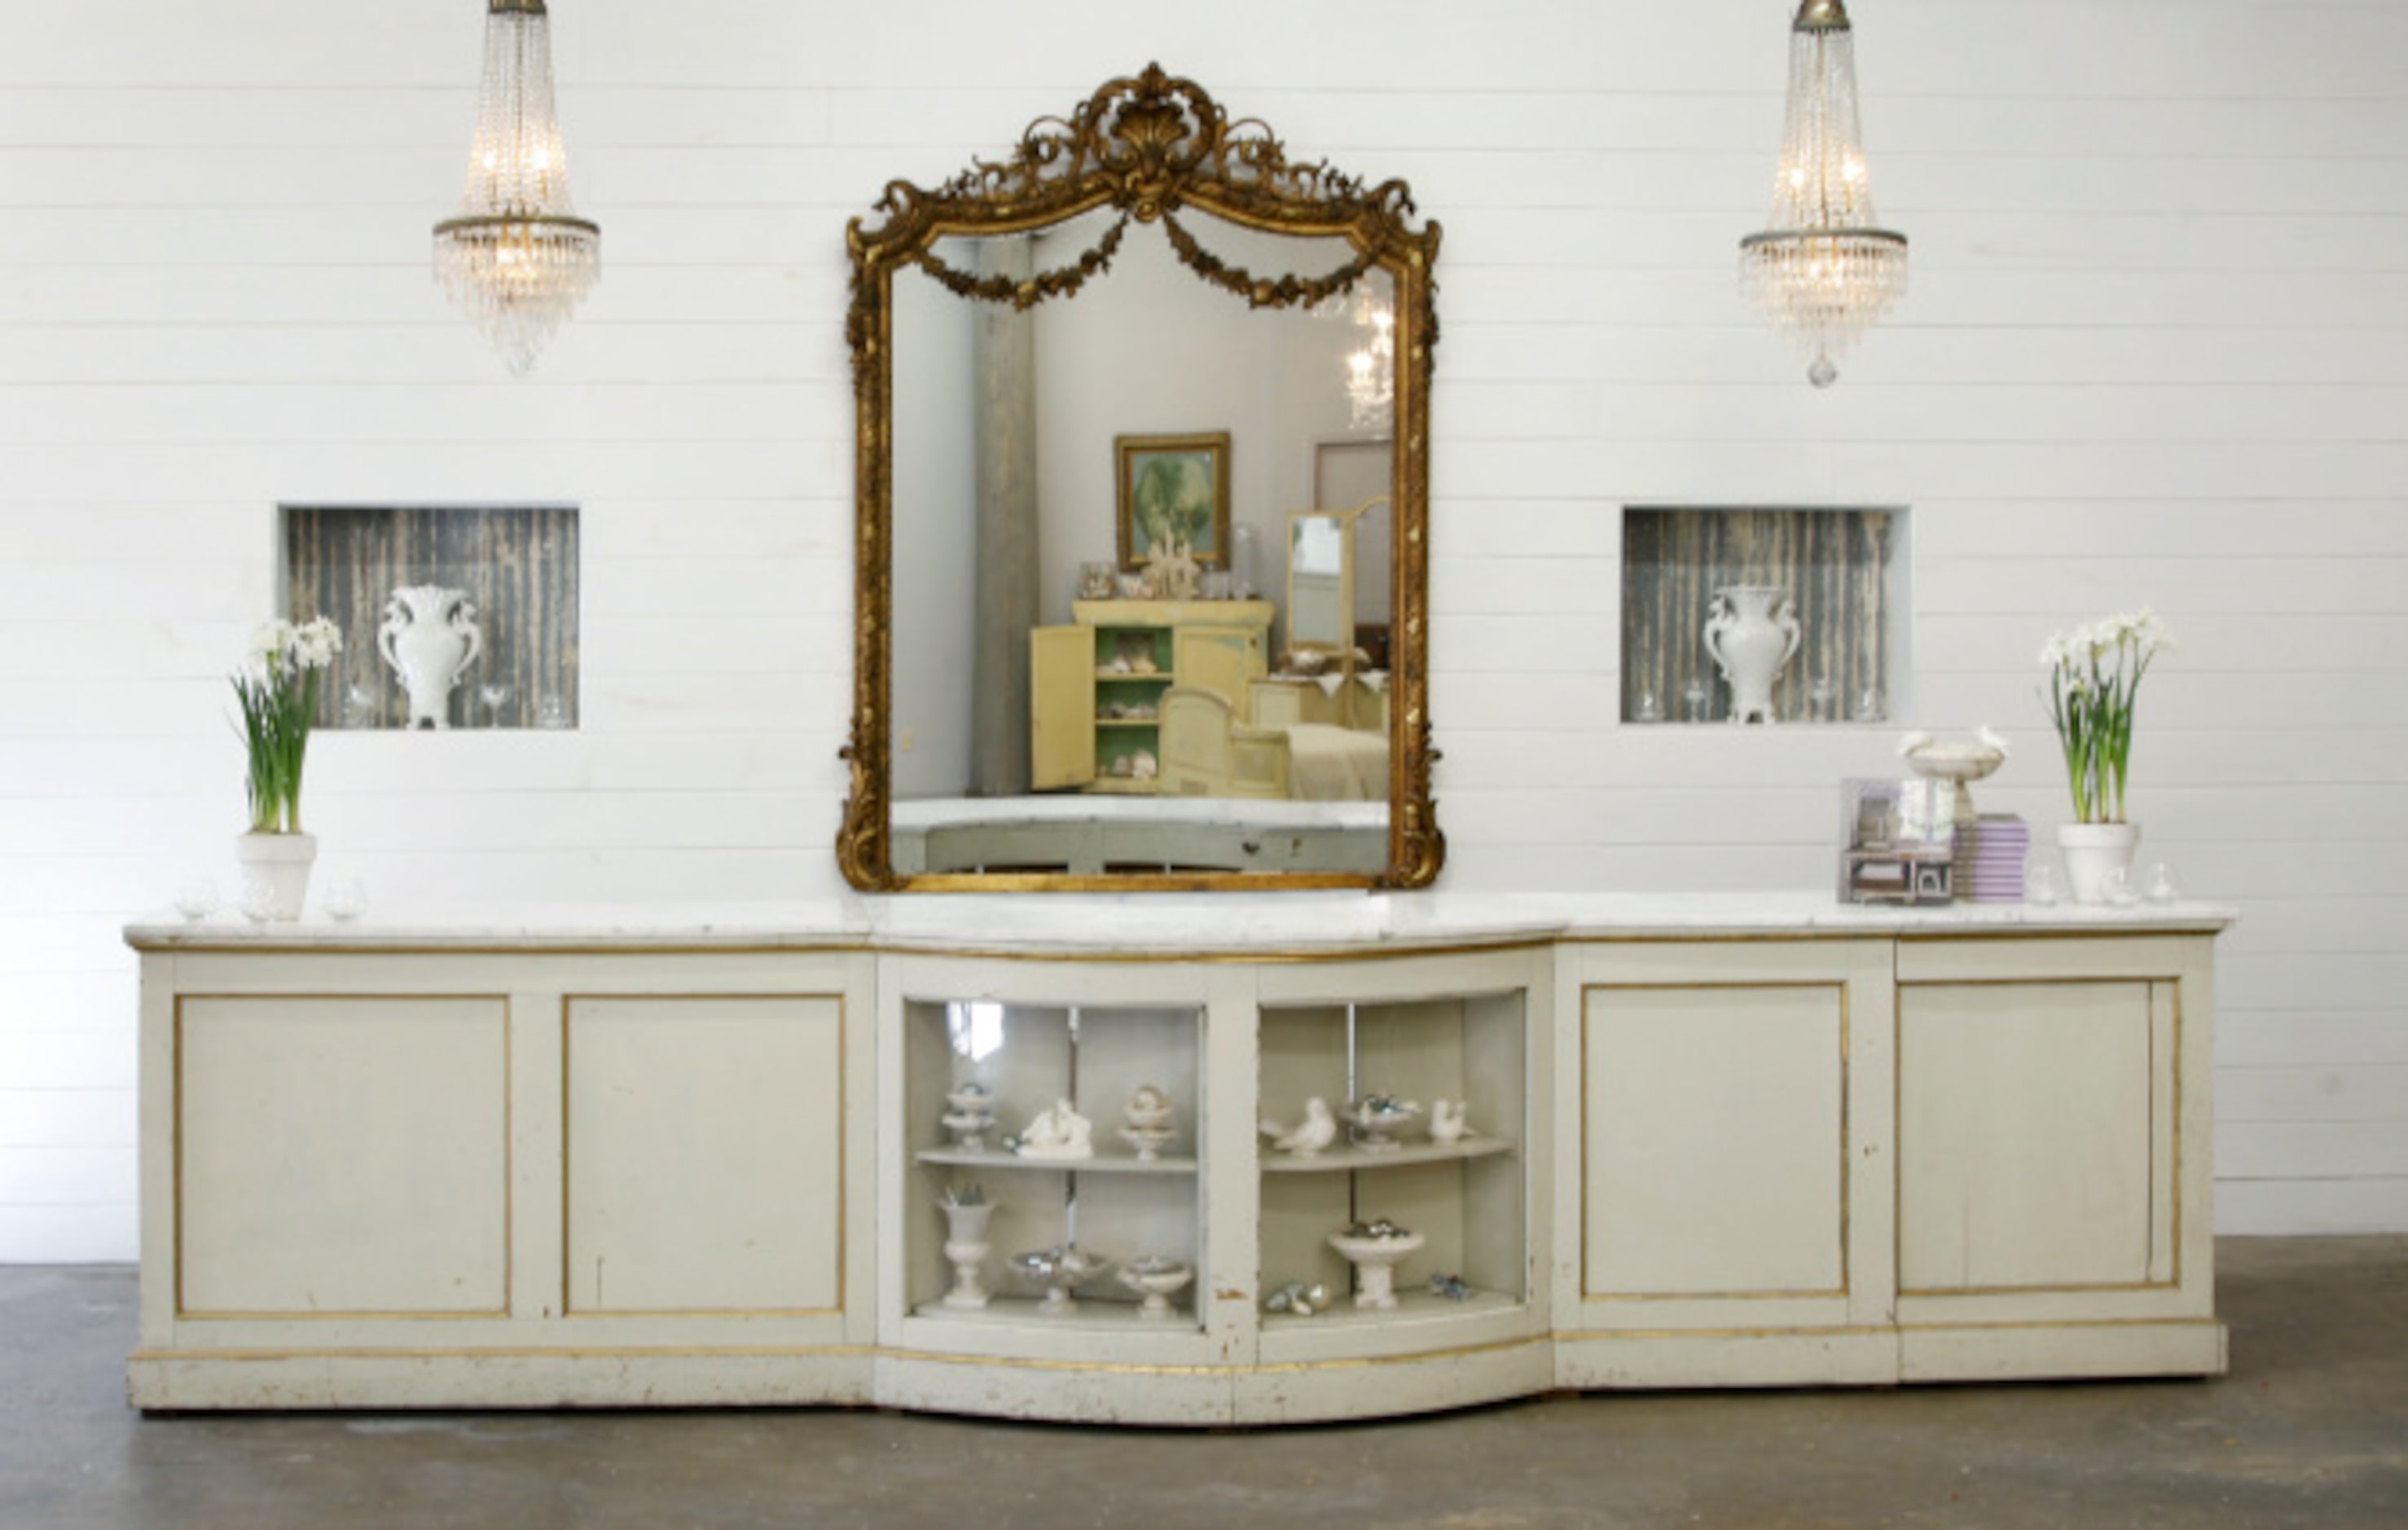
[1030,600,1272,793]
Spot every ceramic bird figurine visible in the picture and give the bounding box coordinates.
[1430,1099,1470,1144]
[1260,1096,1338,1157]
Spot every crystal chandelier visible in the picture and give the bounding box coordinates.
[433,0,600,376]
[1739,0,1907,388]
[1342,290,1395,433]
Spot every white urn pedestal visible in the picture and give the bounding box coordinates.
[939,1202,995,1311]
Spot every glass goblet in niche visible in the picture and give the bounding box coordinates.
[477,683,512,728]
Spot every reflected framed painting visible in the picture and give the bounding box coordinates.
[1116,431,1231,569]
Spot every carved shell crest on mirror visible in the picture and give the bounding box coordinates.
[840,64,1443,892]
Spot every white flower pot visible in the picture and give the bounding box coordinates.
[2058,822,2139,906]
[235,831,317,921]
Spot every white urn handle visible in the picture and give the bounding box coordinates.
[449,599,484,685]
[1777,596,1802,670]
[1703,592,1736,680]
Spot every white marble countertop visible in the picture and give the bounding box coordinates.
[125,890,2237,956]
[892,796,1386,830]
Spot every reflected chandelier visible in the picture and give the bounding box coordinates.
[1338,286,1395,433]
[1739,0,1907,388]
[433,0,600,375]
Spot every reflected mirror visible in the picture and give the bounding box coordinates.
[840,66,1442,890]
[1287,501,1371,656]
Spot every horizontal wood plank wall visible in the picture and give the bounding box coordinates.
[2,0,2403,1255]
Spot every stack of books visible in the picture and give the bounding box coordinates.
[1955,814,2030,903]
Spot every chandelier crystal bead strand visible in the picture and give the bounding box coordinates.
[1739,0,1907,388]
[433,0,600,375]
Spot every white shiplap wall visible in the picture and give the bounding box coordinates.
[2,0,2402,1260]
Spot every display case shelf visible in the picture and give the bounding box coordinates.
[916,1149,1198,1175]
[911,1295,1180,1328]
[1261,1286,1522,1331]
[1260,1136,1513,1174]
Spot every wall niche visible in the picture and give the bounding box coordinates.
[282,504,579,731]
[1620,507,1905,726]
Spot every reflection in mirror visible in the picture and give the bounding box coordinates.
[1287,510,1353,655]
[841,66,1442,890]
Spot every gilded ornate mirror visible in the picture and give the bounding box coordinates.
[839,65,1440,890]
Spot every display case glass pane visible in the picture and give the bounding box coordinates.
[1257,991,1526,1326]
[906,999,1203,1328]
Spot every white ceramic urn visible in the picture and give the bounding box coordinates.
[377,585,483,730]
[1704,584,1802,725]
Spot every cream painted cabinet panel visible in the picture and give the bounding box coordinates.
[178,996,510,1317]
[1560,939,1897,1388]
[1584,983,1844,1300]
[565,996,846,1315]
[1898,979,2164,1293]
[1173,622,1268,718]
[1028,624,1096,791]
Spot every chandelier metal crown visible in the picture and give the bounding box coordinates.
[1739,0,1908,388]
[433,0,600,376]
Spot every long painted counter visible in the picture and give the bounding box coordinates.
[127,894,2232,1421]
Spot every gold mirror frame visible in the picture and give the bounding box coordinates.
[837,64,1443,892]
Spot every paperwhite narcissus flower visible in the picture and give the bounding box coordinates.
[2038,605,2173,825]
[248,617,344,673]
[290,616,344,670]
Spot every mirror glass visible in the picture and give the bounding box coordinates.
[1287,512,1351,654]
[840,67,1441,890]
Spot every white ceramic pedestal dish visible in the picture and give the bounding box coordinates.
[1328,1229,1426,1309]
[1117,1257,1193,1320]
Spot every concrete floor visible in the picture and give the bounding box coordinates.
[3,1238,2402,1529]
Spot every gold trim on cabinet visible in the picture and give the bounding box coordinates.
[1553,1315,2223,1343]
[173,993,515,1323]
[837,64,1445,893]
[1577,981,1852,1304]
[895,1334,1542,1378]
[560,993,850,1321]
[132,1344,879,1363]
